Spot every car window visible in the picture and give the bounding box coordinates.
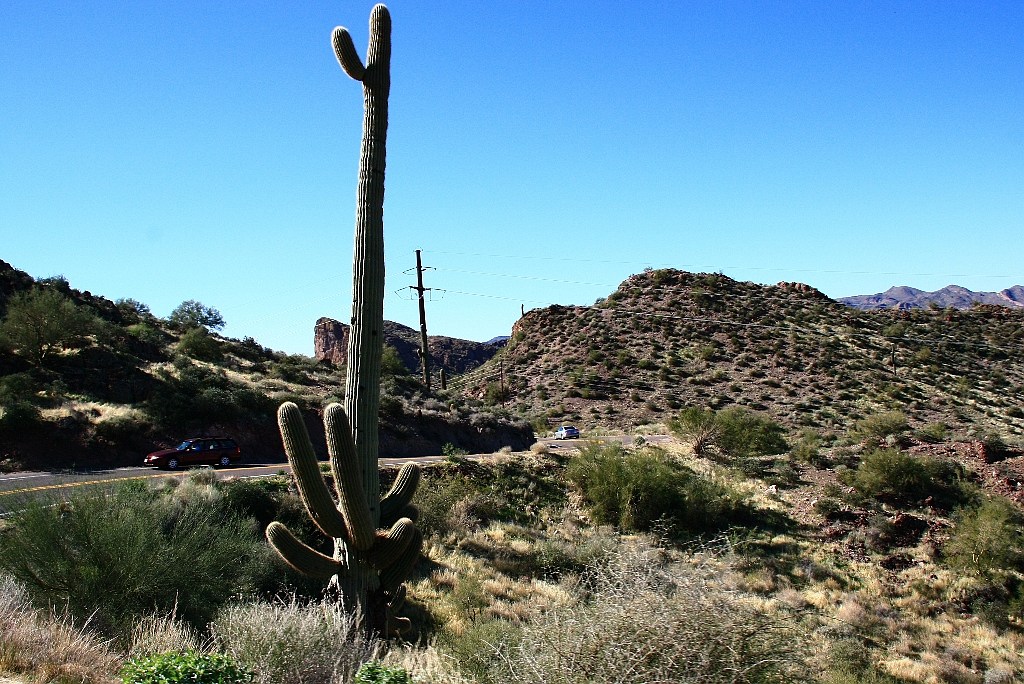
[177,441,192,451]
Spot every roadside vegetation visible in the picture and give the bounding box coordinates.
[3,413,1024,682]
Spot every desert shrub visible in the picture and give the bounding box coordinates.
[915,421,948,444]
[0,399,43,437]
[850,411,909,443]
[477,543,809,684]
[670,406,787,460]
[213,596,381,684]
[177,326,223,361]
[121,651,252,684]
[167,300,225,332]
[843,448,973,509]
[791,427,824,465]
[0,484,269,640]
[716,407,788,459]
[668,406,721,456]
[414,474,477,538]
[0,574,121,683]
[127,322,166,347]
[566,443,746,536]
[943,497,1024,581]
[0,287,101,366]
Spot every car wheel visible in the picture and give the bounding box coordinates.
[218,455,231,468]
[167,457,179,470]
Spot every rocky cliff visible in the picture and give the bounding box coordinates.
[314,317,503,375]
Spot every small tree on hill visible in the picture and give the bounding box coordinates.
[0,288,100,366]
[168,300,225,331]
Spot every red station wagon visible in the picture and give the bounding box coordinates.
[143,437,241,470]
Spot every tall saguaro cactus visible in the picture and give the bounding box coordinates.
[266,5,419,635]
[334,3,391,486]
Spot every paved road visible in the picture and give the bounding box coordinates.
[0,434,671,514]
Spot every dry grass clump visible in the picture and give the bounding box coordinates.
[211,595,382,684]
[0,575,120,683]
[126,609,204,658]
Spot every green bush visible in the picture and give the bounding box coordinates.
[355,661,412,684]
[121,651,253,684]
[177,327,223,361]
[566,443,746,536]
[845,448,973,509]
[791,428,824,465]
[0,399,43,437]
[669,406,787,460]
[127,322,167,347]
[0,484,269,640]
[0,287,101,366]
[716,407,788,459]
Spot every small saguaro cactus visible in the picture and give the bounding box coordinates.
[267,402,422,635]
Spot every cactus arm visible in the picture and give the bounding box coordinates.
[332,27,366,81]
[366,517,415,569]
[266,522,342,579]
[277,402,349,539]
[323,403,376,550]
[380,529,422,594]
[380,463,421,523]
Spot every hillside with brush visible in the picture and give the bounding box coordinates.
[0,260,532,471]
[456,269,1024,442]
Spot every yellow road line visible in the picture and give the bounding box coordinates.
[0,467,261,498]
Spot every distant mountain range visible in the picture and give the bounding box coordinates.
[840,285,1024,311]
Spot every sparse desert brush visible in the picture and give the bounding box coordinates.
[212,595,382,684]
[529,441,549,455]
[472,541,811,684]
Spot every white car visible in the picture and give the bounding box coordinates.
[554,425,580,440]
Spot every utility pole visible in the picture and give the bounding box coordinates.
[412,249,431,389]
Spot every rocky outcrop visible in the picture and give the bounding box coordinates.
[314,317,503,374]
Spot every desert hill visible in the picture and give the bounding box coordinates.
[459,269,1024,438]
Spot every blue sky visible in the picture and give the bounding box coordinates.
[2,1,1021,355]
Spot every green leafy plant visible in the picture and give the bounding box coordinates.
[355,661,412,684]
[121,651,253,684]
